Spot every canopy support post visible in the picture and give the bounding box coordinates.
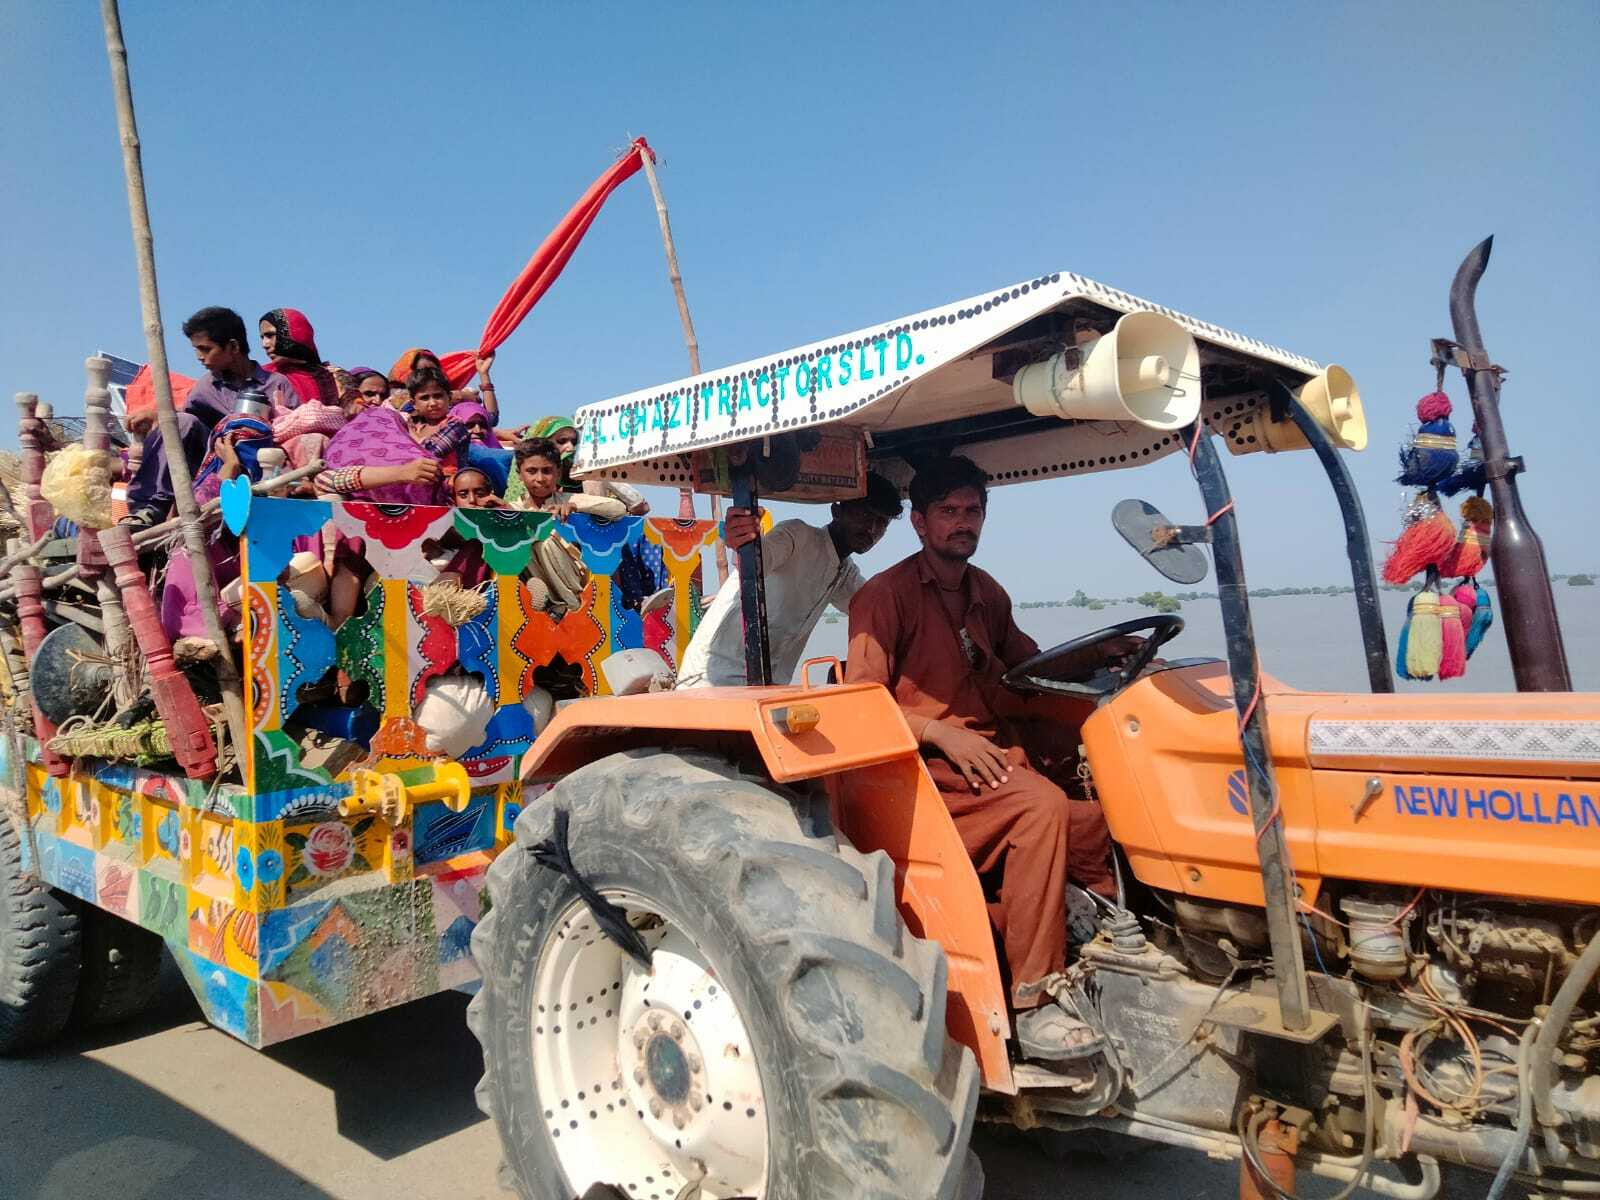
[1269,381,1392,693]
[729,460,772,687]
[1188,423,1311,1032]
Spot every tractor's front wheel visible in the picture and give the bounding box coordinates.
[469,750,979,1200]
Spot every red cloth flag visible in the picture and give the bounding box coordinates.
[439,138,654,387]
[123,363,198,416]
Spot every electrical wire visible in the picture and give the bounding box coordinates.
[1397,988,1486,1117]
[1302,911,1332,975]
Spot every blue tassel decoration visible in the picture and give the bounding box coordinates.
[1397,392,1459,488]
[1458,581,1495,658]
[1439,432,1486,496]
[1395,592,1414,681]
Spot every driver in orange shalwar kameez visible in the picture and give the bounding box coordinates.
[847,455,1132,1063]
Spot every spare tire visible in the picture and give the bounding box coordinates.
[469,750,979,1199]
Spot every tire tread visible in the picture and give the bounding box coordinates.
[0,804,81,1054]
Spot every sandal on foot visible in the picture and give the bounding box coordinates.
[1016,1002,1105,1063]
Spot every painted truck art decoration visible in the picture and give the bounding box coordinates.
[3,497,718,1047]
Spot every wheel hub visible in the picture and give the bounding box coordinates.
[617,928,766,1184]
[530,896,768,1199]
[643,1028,693,1105]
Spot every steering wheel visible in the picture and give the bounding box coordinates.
[1002,615,1185,699]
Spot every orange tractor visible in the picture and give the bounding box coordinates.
[469,250,1600,1199]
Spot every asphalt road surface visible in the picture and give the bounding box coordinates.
[0,959,1510,1200]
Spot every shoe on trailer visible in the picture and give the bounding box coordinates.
[1015,1001,1105,1062]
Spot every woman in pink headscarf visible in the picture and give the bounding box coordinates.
[259,308,338,405]
[258,307,347,469]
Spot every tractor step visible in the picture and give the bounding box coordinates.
[1207,993,1340,1044]
[1012,1060,1104,1092]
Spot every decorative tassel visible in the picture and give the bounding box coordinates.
[1396,392,1459,488]
[1438,593,1467,679]
[1395,594,1414,681]
[1439,430,1486,496]
[1441,496,1493,579]
[1457,581,1494,658]
[1404,590,1444,681]
[1383,496,1456,584]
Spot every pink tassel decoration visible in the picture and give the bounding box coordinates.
[1438,593,1467,679]
[1416,392,1452,423]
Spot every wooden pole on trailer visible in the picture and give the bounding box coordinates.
[100,0,248,764]
[637,145,730,581]
[12,394,70,776]
[80,356,141,709]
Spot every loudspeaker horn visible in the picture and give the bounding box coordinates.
[1228,365,1366,454]
[1012,311,1201,431]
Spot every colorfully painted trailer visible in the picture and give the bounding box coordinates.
[1,497,717,1047]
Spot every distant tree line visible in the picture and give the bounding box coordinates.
[1018,582,1370,613]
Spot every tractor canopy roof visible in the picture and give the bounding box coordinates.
[573,270,1333,500]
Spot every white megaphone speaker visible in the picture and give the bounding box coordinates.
[1011,312,1201,431]
[1226,365,1366,455]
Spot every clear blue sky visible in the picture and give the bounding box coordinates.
[2,1,1594,597]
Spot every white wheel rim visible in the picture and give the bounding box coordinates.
[530,892,769,1199]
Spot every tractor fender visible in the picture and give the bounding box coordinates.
[520,682,918,785]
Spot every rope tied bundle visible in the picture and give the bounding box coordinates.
[47,717,173,765]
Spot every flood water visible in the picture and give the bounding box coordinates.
[798,583,1598,694]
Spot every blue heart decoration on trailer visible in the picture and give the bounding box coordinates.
[220,476,254,535]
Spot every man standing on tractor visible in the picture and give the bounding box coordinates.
[675,472,903,688]
[847,455,1131,1064]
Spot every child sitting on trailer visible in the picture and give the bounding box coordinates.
[508,416,649,514]
[507,438,626,521]
[433,467,502,591]
[506,438,622,617]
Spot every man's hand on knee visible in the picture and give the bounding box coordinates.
[922,720,1012,792]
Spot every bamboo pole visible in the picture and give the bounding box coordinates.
[100,0,248,762]
[639,150,701,377]
[638,145,730,580]
[0,533,54,579]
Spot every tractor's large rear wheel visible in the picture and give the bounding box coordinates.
[469,750,979,1200]
[0,802,81,1054]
